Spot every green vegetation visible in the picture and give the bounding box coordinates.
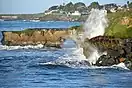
[88,2,100,10]
[69,10,132,39]
[1,1,132,22]
[127,1,132,8]
[12,29,38,36]
[11,28,69,36]
[69,25,83,34]
[105,11,132,38]
[63,2,75,13]
[50,2,87,13]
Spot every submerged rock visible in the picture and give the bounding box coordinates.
[95,55,119,66]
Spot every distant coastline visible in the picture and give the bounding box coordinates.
[0,1,132,22]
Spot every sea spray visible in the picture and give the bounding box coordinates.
[83,9,108,39]
[40,9,108,67]
[41,48,90,68]
[83,9,108,65]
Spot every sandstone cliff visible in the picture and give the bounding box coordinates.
[1,28,72,48]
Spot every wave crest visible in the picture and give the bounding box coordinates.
[0,44,44,50]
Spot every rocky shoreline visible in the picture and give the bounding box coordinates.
[83,36,132,69]
[1,28,73,48]
[1,27,132,69]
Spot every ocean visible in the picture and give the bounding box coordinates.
[0,21,132,88]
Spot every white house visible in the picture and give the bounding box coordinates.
[44,10,58,15]
[44,11,52,15]
[117,6,123,10]
[110,8,116,13]
[71,11,81,16]
[1,16,18,19]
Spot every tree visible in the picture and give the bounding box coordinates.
[127,1,130,6]
[74,2,86,8]
[74,2,86,11]
[48,6,58,10]
[65,2,74,8]
[88,2,100,9]
[123,4,127,8]
[58,5,64,10]
[63,2,75,12]
[128,2,132,8]
[126,1,132,8]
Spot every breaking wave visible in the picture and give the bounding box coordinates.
[0,9,128,70]
[39,47,129,70]
[0,44,44,50]
[0,44,128,70]
[39,9,128,70]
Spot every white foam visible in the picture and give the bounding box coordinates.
[87,48,100,65]
[81,9,108,64]
[112,63,129,70]
[39,47,129,70]
[40,48,91,68]
[62,9,108,66]
[0,44,44,50]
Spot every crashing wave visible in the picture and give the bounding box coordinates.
[39,48,90,68]
[39,47,129,70]
[81,9,108,65]
[112,63,129,70]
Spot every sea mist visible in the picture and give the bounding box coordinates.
[83,9,108,65]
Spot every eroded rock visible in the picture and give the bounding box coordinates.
[1,28,72,48]
[83,36,132,69]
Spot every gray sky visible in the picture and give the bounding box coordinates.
[0,0,130,14]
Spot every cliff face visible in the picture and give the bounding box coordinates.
[1,28,72,48]
[83,36,132,69]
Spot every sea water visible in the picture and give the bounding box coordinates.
[0,21,132,88]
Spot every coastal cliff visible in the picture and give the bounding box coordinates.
[1,28,72,48]
[81,10,132,69]
[83,36,132,69]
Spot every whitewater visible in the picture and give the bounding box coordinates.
[39,9,128,70]
[0,9,128,70]
[0,16,132,88]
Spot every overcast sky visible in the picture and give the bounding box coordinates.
[0,0,130,14]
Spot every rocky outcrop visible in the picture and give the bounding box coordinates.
[1,28,72,48]
[83,36,132,69]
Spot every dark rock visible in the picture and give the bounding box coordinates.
[83,36,132,69]
[95,55,120,66]
[124,60,132,70]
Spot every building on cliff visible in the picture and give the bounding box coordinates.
[71,11,81,16]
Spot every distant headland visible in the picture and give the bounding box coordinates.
[0,1,132,22]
